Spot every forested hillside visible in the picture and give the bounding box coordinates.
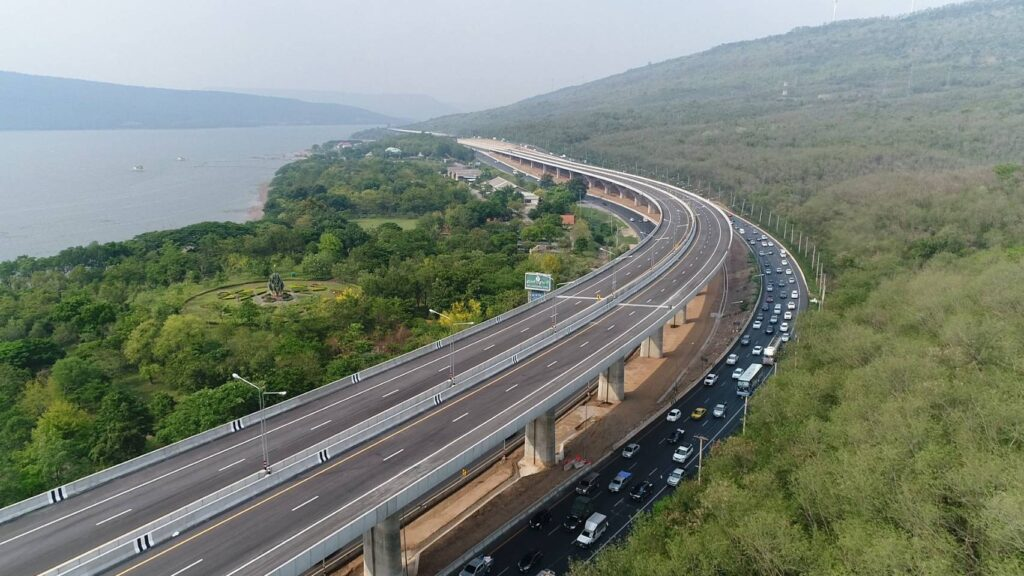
[420,1,1024,573]
[0,135,614,505]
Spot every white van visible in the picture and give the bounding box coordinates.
[575,512,608,548]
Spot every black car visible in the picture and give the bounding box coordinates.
[740,334,751,345]
[528,508,551,529]
[761,303,770,311]
[630,480,653,501]
[518,549,543,573]
[756,313,764,321]
[765,326,775,335]
[667,428,684,443]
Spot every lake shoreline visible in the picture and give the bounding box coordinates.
[248,182,270,221]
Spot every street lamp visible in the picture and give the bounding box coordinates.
[696,435,709,485]
[231,373,287,474]
[428,309,475,384]
[649,237,668,270]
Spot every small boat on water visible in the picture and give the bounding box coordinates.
[132,165,144,172]
[176,156,186,161]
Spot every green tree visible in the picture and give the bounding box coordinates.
[90,389,153,466]
[16,400,94,491]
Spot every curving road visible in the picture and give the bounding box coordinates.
[103,147,732,576]
[0,144,730,576]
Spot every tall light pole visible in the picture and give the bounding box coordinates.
[742,395,749,435]
[550,281,573,331]
[232,373,287,474]
[428,309,474,383]
[696,435,709,485]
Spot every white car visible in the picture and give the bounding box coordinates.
[773,305,782,314]
[768,241,775,247]
[712,403,727,418]
[732,367,744,379]
[726,354,738,365]
[667,409,682,422]
[788,301,796,310]
[459,556,493,576]
[673,444,694,463]
[752,320,762,329]
[780,249,788,257]
[667,468,684,486]
[752,345,763,355]
[704,373,719,386]
[766,284,773,292]
[785,268,793,275]
[781,334,791,342]
[781,259,789,266]
[784,311,793,320]
[622,443,640,459]
[780,322,790,333]
[791,290,799,299]
[788,277,796,284]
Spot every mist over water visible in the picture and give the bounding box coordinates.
[0,125,366,261]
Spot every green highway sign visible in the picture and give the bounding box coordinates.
[525,272,553,292]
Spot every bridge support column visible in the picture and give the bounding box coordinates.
[523,408,557,468]
[363,515,403,576]
[674,307,687,326]
[640,326,664,359]
[598,358,625,404]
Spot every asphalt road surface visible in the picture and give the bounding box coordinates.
[451,216,808,576]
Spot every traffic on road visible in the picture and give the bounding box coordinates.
[452,215,808,576]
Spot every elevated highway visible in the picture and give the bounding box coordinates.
[0,142,731,575]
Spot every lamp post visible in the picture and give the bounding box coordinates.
[428,309,474,383]
[696,435,709,485]
[231,373,287,474]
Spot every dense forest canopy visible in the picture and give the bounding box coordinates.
[420,1,1024,573]
[0,134,616,505]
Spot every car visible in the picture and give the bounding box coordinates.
[765,326,775,335]
[786,268,793,275]
[713,403,727,418]
[752,345,763,355]
[789,277,796,284]
[460,556,494,576]
[667,468,684,486]
[768,250,774,255]
[726,353,738,365]
[768,241,775,247]
[704,373,719,386]
[691,407,707,420]
[776,267,783,273]
[529,508,552,529]
[765,268,772,275]
[781,334,791,342]
[778,280,786,288]
[622,443,640,459]
[630,480,653,501]
[732,367,744,379]
[774,305,782,314]
[761,241,768,247]
[770,315,778,324]
[667,428,684,444]
[780,249,788,257]
[741,333,752,345]
[784,311,793,320]
[629,217,635,222]
[756,313,764,321]
[781,259,789,266]
[518,549,544,573]
[760,303,770,312]
[780,322,790,333]
[758,250,765,256]
[788,300,797,310]
[749,239,756,245]
[766,295,774,303]
[766,284,773,292]
[673,443,694,463]
[667,409,682,422]
[791,290,799,299]
[609,471,632,493]
[752,320,762,329]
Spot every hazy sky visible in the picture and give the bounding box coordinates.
[0,0,960,110]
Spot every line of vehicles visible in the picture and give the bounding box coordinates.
[456,218,802,576]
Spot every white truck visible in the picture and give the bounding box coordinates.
[575,512,608,548]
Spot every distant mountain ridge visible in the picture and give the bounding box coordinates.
[0,71,397,130]
[214,88,461,122]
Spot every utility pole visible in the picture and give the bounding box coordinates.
[742,395,749,435]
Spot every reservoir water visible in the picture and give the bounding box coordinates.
[0,125,367,261]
